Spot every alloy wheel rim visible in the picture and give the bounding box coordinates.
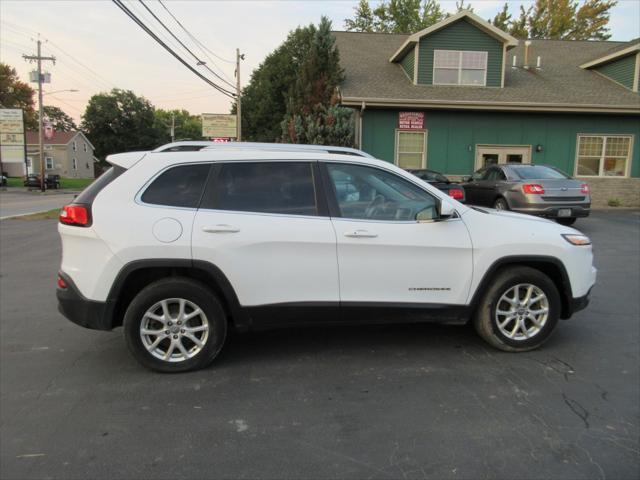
[140,298,210,362]
[495,283,549,341]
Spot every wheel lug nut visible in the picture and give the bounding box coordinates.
[180,329,185,333]
[165,330,170,335]
[168,321,173,326]
[177,321,182,325]
[173,335,178,339]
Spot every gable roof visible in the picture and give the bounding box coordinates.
[26,130,95,150]
[580,39,640,69]
[334,31,640,113]
[389,10,519,63]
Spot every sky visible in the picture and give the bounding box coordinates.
[2,0,639,124]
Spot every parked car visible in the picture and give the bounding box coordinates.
[1,173,7,187]
[408,169,465,202]
[57,145,595,372]
[463,164,590,226]
[24,174,61,190]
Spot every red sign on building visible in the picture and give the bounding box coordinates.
[398,112,424,130]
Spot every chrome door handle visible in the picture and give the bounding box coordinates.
[202,224,240,233]
[344,229,378,238]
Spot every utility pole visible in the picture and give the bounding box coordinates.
[170,111,175,142]
[235,48,244,142]
[23,37,55,192]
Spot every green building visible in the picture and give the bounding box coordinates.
[334,10,640,207]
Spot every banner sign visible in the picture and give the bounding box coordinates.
[398,111,424,130]
[202,114,237,138]
[0,109,26,163]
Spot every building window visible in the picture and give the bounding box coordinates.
[72,157,77,170]
[72,140,77,151]
[433,50,487,86]
[26,157,32,168]
[396,130,426,169]
[45,157,54,170]
[576,135,632,177]
[83,142,87,152]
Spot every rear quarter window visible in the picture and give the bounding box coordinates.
[74,166,125,205]
[141,164,211,208]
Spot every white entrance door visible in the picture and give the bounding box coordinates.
[476,145,531,169]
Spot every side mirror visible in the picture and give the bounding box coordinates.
[462,175,472,182]
[439,201,456,220]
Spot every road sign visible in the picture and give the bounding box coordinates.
[202,114,236,138]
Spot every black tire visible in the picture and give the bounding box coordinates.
[473,266,561,352]
[123,277,227,373]
[494,197,509,211]
[556,217,577,226]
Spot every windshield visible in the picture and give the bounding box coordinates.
[512,165,569,180]
[411,170,449,183]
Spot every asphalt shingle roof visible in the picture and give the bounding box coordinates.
[333,31,640,112]
[26,130,79,145]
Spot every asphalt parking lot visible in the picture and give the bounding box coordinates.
[0,190,78,219]
[1,211,638,480]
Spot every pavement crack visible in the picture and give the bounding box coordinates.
[562,393,590,429]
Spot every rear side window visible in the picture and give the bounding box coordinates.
[206,162,317,216]
[74,166,124,205]
[142,164,211,208]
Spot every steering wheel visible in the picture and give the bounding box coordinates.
[364,194,386,219]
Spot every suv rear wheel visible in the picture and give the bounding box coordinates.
[473,266,560,352]
[123,277,227,372]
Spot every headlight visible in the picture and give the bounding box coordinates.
[562,234,591,246]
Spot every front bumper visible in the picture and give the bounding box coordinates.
[57,272,113,331]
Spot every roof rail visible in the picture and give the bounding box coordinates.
[152,141,374,158]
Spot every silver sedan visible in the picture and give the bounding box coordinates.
[464,164,591,226]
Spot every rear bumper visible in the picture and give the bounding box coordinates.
[57,272,113,331]
[511,204,590,218]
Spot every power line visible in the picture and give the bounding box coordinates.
[137,0,236,90]
[46,40,116,90]
[156,0,236,83]
[111,0,236,99]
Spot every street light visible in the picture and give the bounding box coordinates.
[43,89,79,96]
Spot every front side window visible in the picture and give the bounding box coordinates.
[577,135,632,177]
[396,130,426,169]
[209,162,317,216]
[142,163,211,208]
[433,50,487,86]
[327,163,438,222]
[45,157,54,170]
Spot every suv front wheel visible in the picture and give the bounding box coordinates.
[473,267,560,352]
[123,277,227,372]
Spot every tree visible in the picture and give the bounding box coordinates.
[154,109,202,142]
[238,24,317,141]
[0,63,37,129]
[81,89,161,160]
[281,17,354,146]
[345,0,444,33]
[43,106,77,132]
[492,3,511,31]
[493,0,617,40]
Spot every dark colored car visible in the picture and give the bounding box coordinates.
[463,164,590,226]
[24,174,61,190]
[408,169,465,202]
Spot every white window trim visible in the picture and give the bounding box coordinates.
[433,49,488,87]
[574,134,634,178]
[72,157,78,170]
[395,129,427,169]
[45,157,54,170]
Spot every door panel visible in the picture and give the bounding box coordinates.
[324,162,473,306]
[192,161,339,307]
[333,218,473,304]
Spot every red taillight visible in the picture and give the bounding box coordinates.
[59,205,89,226]
[57,275,68,289]
[581,183,590,195]
[448,188,464,200]
[522,184,545,194]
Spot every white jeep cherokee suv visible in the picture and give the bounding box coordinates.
[57,145,596,372]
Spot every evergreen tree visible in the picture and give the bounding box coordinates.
[345,0,444,34]
[492,3,511,31]
[344,0,376,32]
[281,17,354,146]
